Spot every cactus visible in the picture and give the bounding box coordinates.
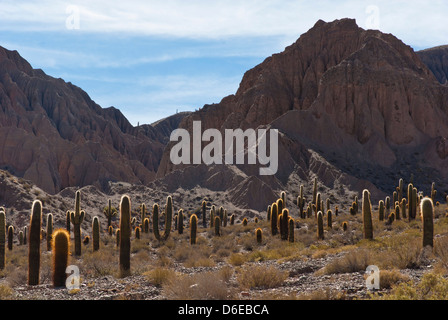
[387,212,396,225]
[394,203,401,220]
[298,185,305,218]
[202,200,207,228]
[398,178,404,202]
[119,195,131,278]
[153,196,174,242]
[28,200,42,286]
[401,198,407,219]
[19,230,23,246]
[7,225,13,251]
[317,211,324,240]
[116,229,120,247]
[242,217,248,226]
[255,228,263,244]
[108,225,113,236]
[327,209,332,229]
[135,227,141,239]
[52,229,70,288]
[230,214,235,225]
[46,213,53,251]
[66,211,70,234]
[23,226,27,245]
[431,182,437,202]
[316,193,322,214]
[279,209,289,241]
[281,191,286,208]
[190,214,198,245]
[277,198,284,214]
[408,184,417,220]
[378,200,385,221]
[362,190,373,240]
[143,218,150,233]
[92,216,100,251]
[83,236,90,245]
[223,209,228,227]
[270,203,278,236]
[312,177,318,206]
[0,213,6,270]
[267,205,272,222]
[342,221,348,231]
[288,218,295,243]
[103,199,117,228]
[177,209,184,235]
[141,203,146,228]
[421,198,434,248]
[70,190,85,256]
[214,216,221,236]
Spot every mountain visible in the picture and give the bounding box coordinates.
[156,18,448,202]
[0,46,189,194]
[417,45,448,85]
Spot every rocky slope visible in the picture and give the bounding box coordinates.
[0,47,189,194]
[417,45,448,85]
[156,18,448,203]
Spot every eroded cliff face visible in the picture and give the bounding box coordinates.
[156,18,448,199]
[0,46,190,194]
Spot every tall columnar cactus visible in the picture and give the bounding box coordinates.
[7,225,13,251]
[141,203,146,227]
[66,211,71,234]
[223,210,228,227]
[19,230,23,246]
[92,216,100,252]
[52,229,70,288]
[119,195,131,278]
[267,205,272,222]
[71,190,85,256]
[385,196,391,219]
[277,198,284,215]
[398,178,404,202]
[327,209,332,229]
[143,218,149,233]
[178,209,184,235]
[312,177,317,206]
[279,209,289,241]
[219,207,224,226]
[270,203,278,236]
[317,211,324,240]
[378,200,385,221]
[210,205,215,228]
[202,200,207,228]
[431,182,437,202]
[104,199,117,228]
[408,183,417,220]
[28,200,42,286]
[153,196,173,242]
[316,193,322,215]
[401,199,407,219]
[289,218,295,243]
[46,213,53,251]
[190,214,198,245]
[281,191,286,208]
[256,228,263,244]
[214,216,221,236]
[421,198,434,248]
[362,190,373,240]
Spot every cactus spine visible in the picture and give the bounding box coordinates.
[28,200,42,286]
[421,198,434,248]
[52,229,70,288]
[119,195,131,278]
[92,216,100,252]
[190,214,198,245]
[362,190,373,240]
[70,190,85,256]
[46,213,53,251]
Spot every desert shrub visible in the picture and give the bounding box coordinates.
[237,264,288,289]
[371,272,448,300]
[377,269,410,290]
[144,267,176,287]
[318,249,371,275]
[163,271,234,300]
[228,253,246,266]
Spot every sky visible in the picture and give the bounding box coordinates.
[0,0,446,125]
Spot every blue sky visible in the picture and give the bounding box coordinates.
[0,1,446,125]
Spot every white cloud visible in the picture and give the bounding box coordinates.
[0,0,446,47]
